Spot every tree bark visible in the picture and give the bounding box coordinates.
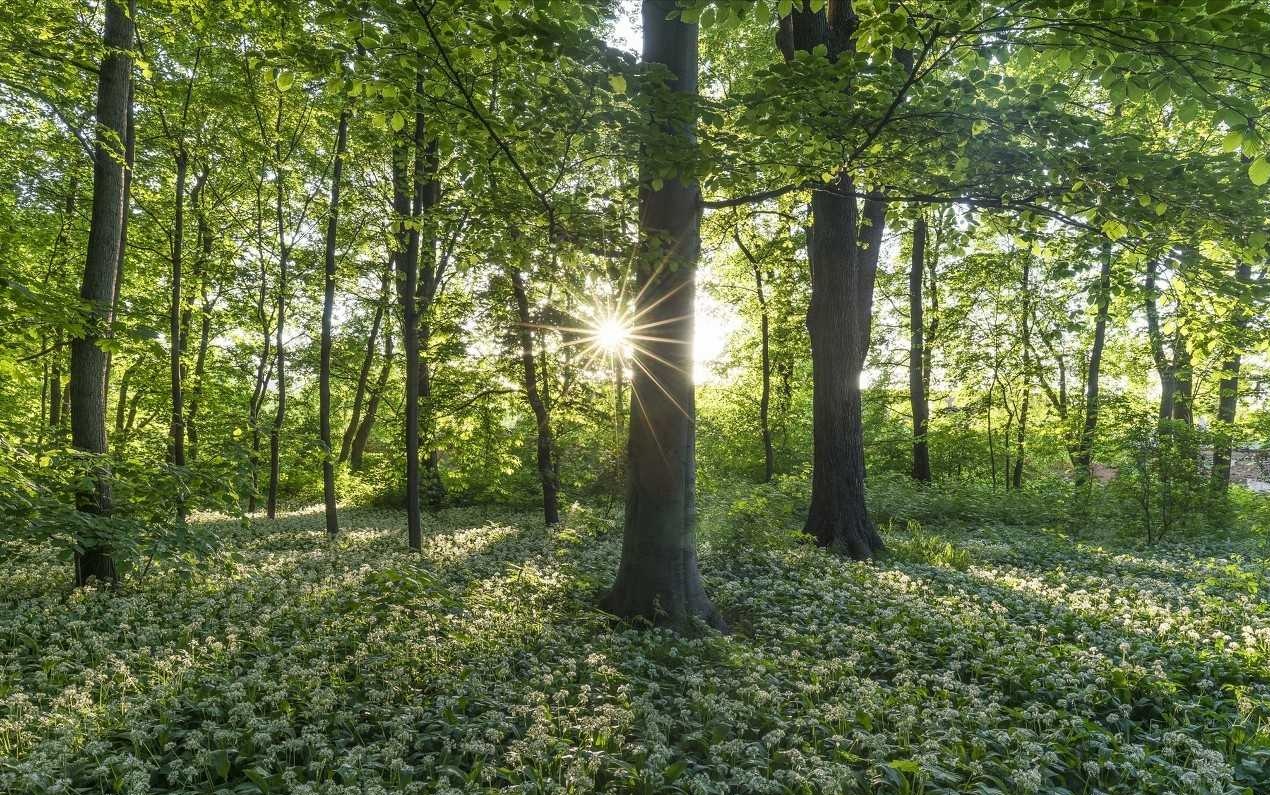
[394,136,422,548]
[1212,262,1253,494]
[600,0,723,632]
[71,0,134,586]
[340,266,388,463]
[1012,256,1031,490]
[186,167,212,461]
[510,268,560,525]
[351,327,392,471]
[266,99,288,520]
[319,108,349,538]
[168,148,188,518]
[1074,244,1112,485]
[734,230,775,482]
[908,217,931,482]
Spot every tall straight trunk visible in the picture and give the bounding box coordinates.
[319,109,350,538]
[415,147,444,509]
[908,217,931,482]
[267,102,288,520]
[49,335,64,430]
[247,216,271,513]
[1213,262,1253,494]
[168,148,188,519]
[510,267,560,525]
[394,139,422,547]
[71,0,134,587]
[340,266,388,463]
[601,0,722,631]
[104,81,134,397]
[186,168,212,461]
[1012,257,1031,490]
[1074,244,1112,485]
[113,364,132,442]
[734,231,774,482]
[351,327,392,471]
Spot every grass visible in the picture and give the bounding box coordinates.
[1,504,1268,794]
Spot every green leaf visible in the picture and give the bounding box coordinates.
[777,0,794,17]
[608,74,626,94]
[390,111,405,132]
[1249,157,1270,186]
[1101,219,1128,241]
[275,71,294,91]
[1222,130,1244,153]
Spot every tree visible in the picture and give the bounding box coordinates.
[600,0,723,632]
[69,0,134,586]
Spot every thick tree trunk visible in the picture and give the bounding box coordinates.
[351,328,392,471]
[908,217,931,482]
[510,268,560,525]
[319,109,349,538]
[71,0,134,587]
[601,0,722,631]
[1074,244,1112,485]
[1212,262,1252,494]
[340,267,387,463]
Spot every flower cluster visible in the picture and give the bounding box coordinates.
[1,506,1266,793]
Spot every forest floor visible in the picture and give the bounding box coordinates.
[2,505,1269,794]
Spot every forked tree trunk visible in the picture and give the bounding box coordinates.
[351,328,392,471]
[71,0,134,587]
[600,0,723,632]
[319,108,350,538]
[781,1,886,559]
[908,217,931,482]
[340,267,388,463]
[734,230,775,482]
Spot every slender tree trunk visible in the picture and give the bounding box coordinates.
[319,109,349,538]
[1012,256,1031,490]
[169,148,188,518]
[733,230,774,482]
[113,364,132,443]
[49,335,64,430]
[340,267,388,463]
[908,217,931,482]
[104,82,134,397]
[267,105,288,520]
[351,328,392,471]
[394,139,422,547]
[186,167,212,461]
[71,0,134,586]
[510,268,560,525]
[601,0,723,631]
[1213,262,1253,494]
[1144,258,1180,423]
[1074,244,1112,485]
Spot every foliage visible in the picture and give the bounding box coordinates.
[2,506,1268,794]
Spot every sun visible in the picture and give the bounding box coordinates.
[593,315,630,354]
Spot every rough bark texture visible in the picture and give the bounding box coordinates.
[319,109,349,538]
[781,1,886,559]
[1212,262,1252,494]
[908,217,931,482]
[510,268,560,525]
[1074,244,1112,485]
[600,0,723,632]
[71,0,134,587]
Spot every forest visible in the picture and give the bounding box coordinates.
[1,0,1269,792]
